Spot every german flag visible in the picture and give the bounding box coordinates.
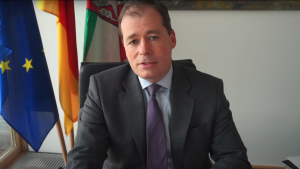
[37,1,79,136]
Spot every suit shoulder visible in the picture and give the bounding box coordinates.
[176,62,220,83]
[174,63,223,99]
[92,63,131,85]
[93,63,130,78]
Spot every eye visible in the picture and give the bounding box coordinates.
[149,36,158,40]
[129,40,138,45]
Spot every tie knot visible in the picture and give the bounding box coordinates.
[147,84,161,96]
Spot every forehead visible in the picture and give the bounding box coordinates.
[121,6,164,35]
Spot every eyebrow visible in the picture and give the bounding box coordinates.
[125,30,161,42]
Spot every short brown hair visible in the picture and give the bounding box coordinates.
[118,0,172,40]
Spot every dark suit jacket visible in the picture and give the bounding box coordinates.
[66,62,252,169]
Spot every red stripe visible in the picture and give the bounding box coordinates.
[58,1,79,80]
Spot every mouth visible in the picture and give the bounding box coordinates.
[139,62,157,67]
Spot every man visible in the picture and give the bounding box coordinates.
[66,1,252,169]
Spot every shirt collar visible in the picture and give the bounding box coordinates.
[138,64,173,90]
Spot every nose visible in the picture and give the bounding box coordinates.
[139,39,151,55]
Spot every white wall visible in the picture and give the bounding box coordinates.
[33,1,300,167]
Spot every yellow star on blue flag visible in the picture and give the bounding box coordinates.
[0,60,11,74]
[22,58,33,72]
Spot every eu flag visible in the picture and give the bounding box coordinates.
[0,1,59,151]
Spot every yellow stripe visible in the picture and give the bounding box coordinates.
[57,20,79,136]
[37,1,59,17]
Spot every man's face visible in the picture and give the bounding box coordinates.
[121,6,176,83]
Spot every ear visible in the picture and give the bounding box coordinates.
[170,29,176,49]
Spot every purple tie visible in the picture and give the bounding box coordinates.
[146,84,168,169]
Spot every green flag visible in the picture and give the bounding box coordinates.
[83,0,126,62]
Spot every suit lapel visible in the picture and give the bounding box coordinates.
[170,62,195,169]
[119,69,146,165]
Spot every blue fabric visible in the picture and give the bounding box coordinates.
[0,1,59,152]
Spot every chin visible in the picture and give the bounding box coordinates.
[139,73,155,81]
[141,75,154,80]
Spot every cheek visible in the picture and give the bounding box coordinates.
[156,42,172,53]
[125,49,138,69]
[125,48,135,60]
[157,47,172,59]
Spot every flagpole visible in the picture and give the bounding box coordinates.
[56,118,67,163]
[69,128,74,149]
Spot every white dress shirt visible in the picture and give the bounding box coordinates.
[138,64,175,169]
